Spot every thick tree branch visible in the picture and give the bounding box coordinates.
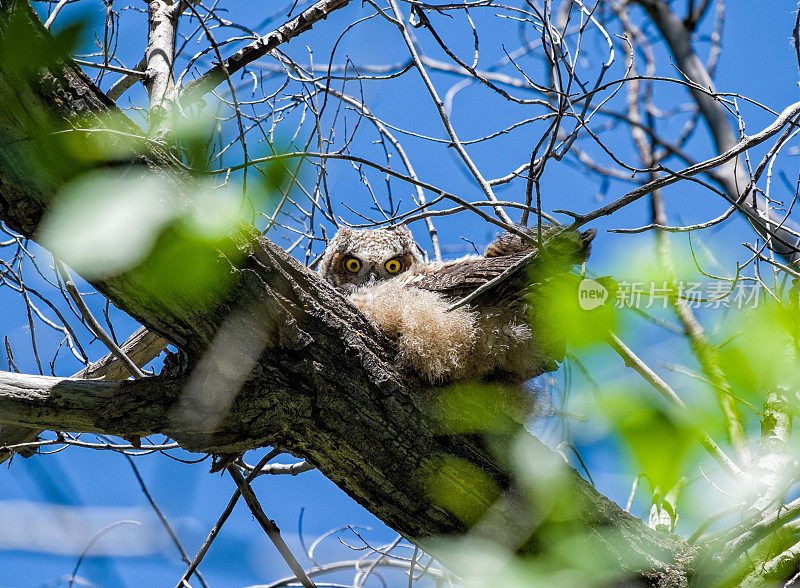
[145,0,179,137]
[77,327,168,381]
[0,325,168,462]
[0,370,179,433]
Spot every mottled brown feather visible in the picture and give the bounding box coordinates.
[400,254,529,301]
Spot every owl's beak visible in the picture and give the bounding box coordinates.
[366,264,380,284]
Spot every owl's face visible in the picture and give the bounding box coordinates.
[318,226,423,290]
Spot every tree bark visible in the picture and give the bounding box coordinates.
[0,1,694,584]
[0,326,167,461]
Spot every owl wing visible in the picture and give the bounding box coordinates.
[401,254,530,302]
[402,228,594,305]
[399,246,575,372]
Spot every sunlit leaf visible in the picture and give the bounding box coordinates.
[166,111,218,172]
[599,391,697,492]
[715,299,800,397]
[0,1,86,80]
[438,383,530,434]
[38,170,176,277]
[532,273,617,350]
[130,221,244,309]
[61,112,149,166]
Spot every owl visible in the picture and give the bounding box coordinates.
[317,226,424,292]
[318,224,593,385]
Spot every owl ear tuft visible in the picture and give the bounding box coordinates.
[330,226,353,245]
[391,225,412,237]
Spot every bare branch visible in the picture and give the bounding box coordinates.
[567,100,800,231]
[386,0,513,225]
[605,333,742,477]
[0,325,167,463]
[56,260,146,380]
[635,0,800,264]
[180,0,353,106]
[227,465,317,588]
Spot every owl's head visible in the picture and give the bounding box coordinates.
[318,226,423,290]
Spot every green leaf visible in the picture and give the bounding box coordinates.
[599,391,697,492]
[38,170,177,277]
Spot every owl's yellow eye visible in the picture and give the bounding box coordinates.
[384,258,402,274]
[344,257,362,273]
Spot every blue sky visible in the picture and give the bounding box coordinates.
[2,1,800,586]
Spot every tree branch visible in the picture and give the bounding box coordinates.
[0,370,179,434]
[565,100,800,230]
[227,465,317,588]
[634,0,800,264]
[0,326,167,462]
[179,0,352,107]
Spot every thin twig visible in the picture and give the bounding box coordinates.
[606,332,742,477]
[55,260,145,379]
[227,465,317,588]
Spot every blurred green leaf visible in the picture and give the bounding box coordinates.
[39,170,258,309]
[715,300,800,397]
[532,273,617,350]
[38,170,176,277]
[166,111,217,172]
[0,2,90,190]
[256,147,294,194]
[186,183,246,239]
[0,1,85,81]
[431,520,646,587]
[600,391,697,492]
[61,112,149,165]
[131,221,244,310]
